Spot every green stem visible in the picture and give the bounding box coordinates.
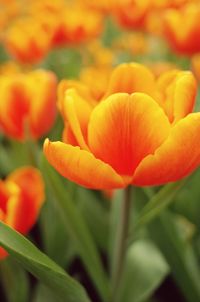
[111,186,132,302]
[24,139,40,167]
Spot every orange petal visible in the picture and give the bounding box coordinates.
[133,113,200,186]
[173,72,197,122]
[57,79,95,112]
[61,88,93,150]
[88,93,170,176]
[6,167,45,233]
[104,63,156,99]
[157,70,197,122]
[43,139,125,189]
[0,76,29,140]
[62,125,79,146]
[28,70,57,139]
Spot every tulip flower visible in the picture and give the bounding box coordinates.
[44,62,200,189]
[112,0,152,30]
[0,69,57,141]
[4,17,53,64]
[163,3,200,55]
[50,5,103,47]
[0,166,45,259]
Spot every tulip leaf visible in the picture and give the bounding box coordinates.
[0,258,30,302]
[133,179,186,232]
[118,239,169,302]
[0,221,91,302]
[39,192,75,268]
[41,157,109,302]
[33,284,63,302]
[133,187,200,302]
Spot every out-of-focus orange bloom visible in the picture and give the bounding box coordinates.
[0,166,45,259]
[50,6,103,47]
[79,67,113,101]
[86,40,114,67]
[191,54,200,83]
[80,0,115,13]
[0,69,57,140]
[148,61,178,77]
[0,0,21,39]
[152,0,189,9]
[163,3,200,55]
[44,62,200,189]
[0,61,22,76]
[3,17,53,64]
[112,32,149,55]
[112,0,152,30]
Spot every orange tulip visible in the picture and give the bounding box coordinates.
[0,69,57,140]
[112,0,152,30]
[44,62,199,189]
[3,17,53,64]
[0,166,45,259]
[51,7,103,47]
[163,3,200,55]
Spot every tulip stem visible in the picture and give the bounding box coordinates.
[111,186,132,302]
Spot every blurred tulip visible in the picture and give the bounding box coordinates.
[0,166,45,259]
[163,3,200,55]
[0,69,57,140]
[50,5,103,47]
[3,17,53,64]
[44,62,200,189]
[191,54,200,83]
[112,0,152,30]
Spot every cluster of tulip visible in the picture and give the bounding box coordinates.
[0,1,200,302]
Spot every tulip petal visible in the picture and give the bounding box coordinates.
[157,70,197,122]
[61,89,93,150]
[7,167,45,233]
[133,113,200,186]
[44,139,125,189]
[173,72,197,122]
[28,71,57,139]
[0,76,29,140]
[88,93,171,176]
[104,63,156,99]
[57,79,95,112]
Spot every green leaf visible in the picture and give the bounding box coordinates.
[172,169,200,227]
[133,179,186,232]
[0,222,91,302]
[40,157,109,302]
[33,284,63,302]
[134,187,200,302]
[0,258,30,302]
[39,192,75,268]
[77,187,109,251]
[118,240,169,302]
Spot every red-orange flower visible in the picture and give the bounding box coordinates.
[112,0,152,30]
[0,166,45,259]
[163,3,200,55]
[50,5,103,47]
[0,69,57,140]
[3,17,53,64]
[44,63,200,189]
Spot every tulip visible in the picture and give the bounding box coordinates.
[0,166,45,259]
[112,0,152,30]
[50,5,103,47]
[4,17,53,64]
[163,3,200,55]
[44,62,199,189]
[0,69,57,140]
